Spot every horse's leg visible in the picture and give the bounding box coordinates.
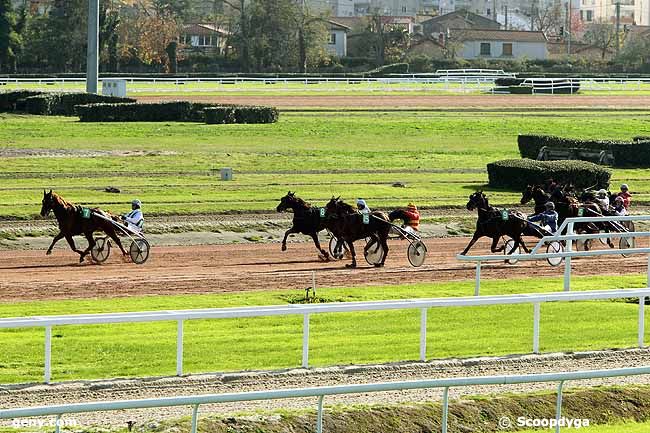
[281,227,297,252]
[64,235,86,262]
[517,235,530,253]
[345,240,357,268]
[46,232,65,255]
[104,225,128,256]
[377,234,389,267]
[461,233,481,255]
[81,231,96,261]
[490,236,503,253]
[309,232,329,260]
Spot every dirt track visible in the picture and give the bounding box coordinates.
[1,236,646,302]
[138,94,650,109]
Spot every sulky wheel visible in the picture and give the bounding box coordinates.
[546,241,564,267]
[129,239,150,265]
[503,238,521,265]
[91,237,111,264]
[620,236,636,258]
[364,240,385,266]
[407,240,427,267]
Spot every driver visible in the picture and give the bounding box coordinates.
[122,199,144,232]
[618,184,632,210]
[403,202,420,234]
[528,201,559,233]
[356,199,371,215]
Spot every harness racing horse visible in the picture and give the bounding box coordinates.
[461,191,529,256]
[276,192,330,260]
[324,198,391,268]
[40,190,128,263]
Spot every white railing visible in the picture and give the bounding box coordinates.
[457,215,650,295]
[2,366,650,433]
[1,76,649,94]
[1,288,648,384]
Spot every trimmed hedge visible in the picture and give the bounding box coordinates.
[204,106,279,124]
[0,90,43,112]
[487,159,611,190]
[3,91,135,115]
[75,101,279,124]
[518,134,650,167]
[366,63,409,77]
[634,136,650,142]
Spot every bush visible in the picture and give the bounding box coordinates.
[495,78,525,86]
[0,90,44,112]
[366,63,409,77]
[76,101,279,124]
[24,94,58,115]
[204,105,279,124]
[4,91,135,115]
[76,101,193,122]
[518,134,650,167]
[487,159,611,190]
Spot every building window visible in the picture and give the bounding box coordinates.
[480,42,491,56]
[502,43,513,56]
[586,10,593,21]
[329,33,337,45]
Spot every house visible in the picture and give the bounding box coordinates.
[180,24,230,55]
[406,34,447,58]
[421,9,501,37]
[450,28,547,60]
[547,41,614,60]
[327,20,351,57]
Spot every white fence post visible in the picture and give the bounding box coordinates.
[420,308,427,361]
[316,395,324,433]
[190,404,199,433]
[640,297,646,348]
[302,313,310,368]
[563,222,574,291]
[441,386,449,433]
[555,381,564,433]
[533,303,541,354]
[44,325,52,384]
[474,262,481,296]
[177,320,184,376]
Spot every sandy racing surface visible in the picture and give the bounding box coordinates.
[0,236,646,302]
[138,94,650,109]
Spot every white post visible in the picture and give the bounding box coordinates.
[475,262,481,296]
[55,414,61,433]
[533,303,541,354]
[302,313,310,368]
[564,222,574,291]
[441,387,449,433]
[555,381,564,433]
[177,320,184,376]
[86,0,99,93]
[639,297,646,348]
[420,308,427,361]
[316,395,324,433]
[190,404,199,433]
[312,271,316,297]
[44,325,52,384]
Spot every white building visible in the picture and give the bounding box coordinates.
[455,28,548,59]
[579,0,649,26]
[326,20,350,56]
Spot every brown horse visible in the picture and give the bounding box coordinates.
[40,190,128,263]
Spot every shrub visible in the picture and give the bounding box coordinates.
[204,105,279,124]
[75,101,192,122]
[6,91,135,115]
[610,140,650,166]
[24,94,58,115]
[495,78,525,86]
[487,159,611,190]
[366,63,409,77]
[0,90,43,112]
[634,136,650,142]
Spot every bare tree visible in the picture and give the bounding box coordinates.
[584,21,620,59]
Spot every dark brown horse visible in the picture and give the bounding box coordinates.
[324,197,390,268]
[40,190,128,262]
[276,192,329,260]
[461,191,529,256]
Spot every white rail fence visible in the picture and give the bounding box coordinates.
[1,76,649,93]
[2,366,650,433]
[1,288,648,384]
[458,215,650,295]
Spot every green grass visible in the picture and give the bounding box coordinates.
[1,110,650,218]
[0,274,647,384]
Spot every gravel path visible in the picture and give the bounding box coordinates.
[2,349,650,428]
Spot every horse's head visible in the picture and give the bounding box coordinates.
[40,190,56,217]
[521,185,533,205]
[466,191,486,211]
[325,196,340,215]
[277,191,297,213]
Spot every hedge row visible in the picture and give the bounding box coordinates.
[487,159,611,190]
[75,101,279,124]
[1,90,134,115]
[204,106,279,124]
[518,134,650,166]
